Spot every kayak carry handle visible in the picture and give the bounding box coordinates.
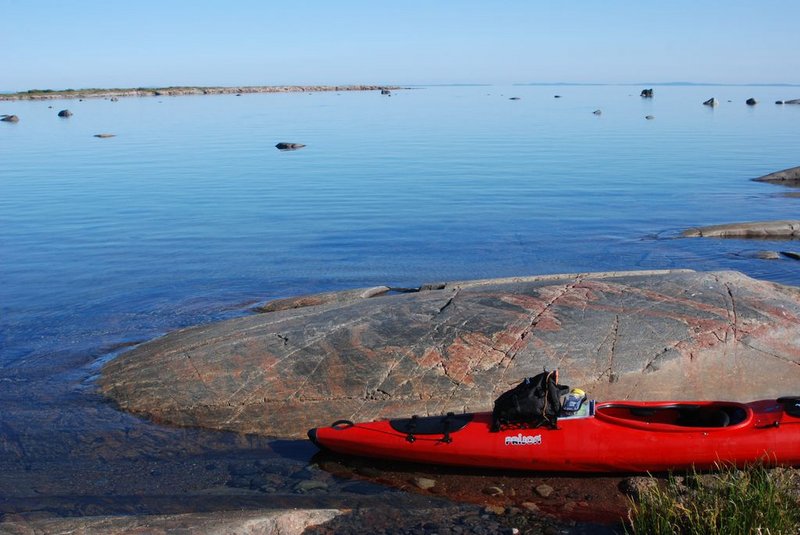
[331,419,354,430]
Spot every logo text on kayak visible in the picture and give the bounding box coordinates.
[504,433,542,446]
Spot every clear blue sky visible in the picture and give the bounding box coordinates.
[3,0,799,91]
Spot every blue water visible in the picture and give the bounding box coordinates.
[2,86,799,372]
[1,86,799,507]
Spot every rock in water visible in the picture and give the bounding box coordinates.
[746,98,758,106]
[57,109,73,117]
[593,109,602,115]
[100,270,800,439]
[640,89,653,98]
[781,251,800,261]
[703,98,718,107]
[1,114,19,122]
[93,133,116,138]
[752,165,800,185]
[275,142,306,150]
[682,220,800,238]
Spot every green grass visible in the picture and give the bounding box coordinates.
[626,463,800,535]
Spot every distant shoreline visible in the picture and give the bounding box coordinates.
[0,85,400,101]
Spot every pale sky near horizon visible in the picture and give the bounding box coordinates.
[3,0,799,91]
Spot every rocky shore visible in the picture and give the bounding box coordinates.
[89,268,800,533]
[0,85,400,101]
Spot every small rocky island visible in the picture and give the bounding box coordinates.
[101,269,800,439]
[0,85,400,101]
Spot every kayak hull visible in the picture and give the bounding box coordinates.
[308,399,800,473]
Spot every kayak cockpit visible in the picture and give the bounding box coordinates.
[595,402,752,430]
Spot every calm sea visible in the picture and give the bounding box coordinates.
[1,84,798,514]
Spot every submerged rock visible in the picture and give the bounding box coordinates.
[757,251,782,260]
[100,270,800,439]
[682,220,800,239]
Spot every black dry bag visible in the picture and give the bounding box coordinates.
[490,370,569,432]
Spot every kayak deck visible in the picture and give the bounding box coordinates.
[309,399,800,473]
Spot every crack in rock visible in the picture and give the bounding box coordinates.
[498,277,583,386]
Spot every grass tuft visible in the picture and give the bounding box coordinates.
[626,463,800,535]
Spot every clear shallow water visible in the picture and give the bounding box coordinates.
[1,85,799,514]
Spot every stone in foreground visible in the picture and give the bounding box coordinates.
[100,270,800,439]
[0,508,341,535]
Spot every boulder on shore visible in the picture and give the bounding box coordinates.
[682,220,800,239]
[100,270,800,439]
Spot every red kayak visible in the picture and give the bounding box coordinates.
[308,398,800,473]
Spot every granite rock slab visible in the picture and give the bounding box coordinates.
[100,270,800,438]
